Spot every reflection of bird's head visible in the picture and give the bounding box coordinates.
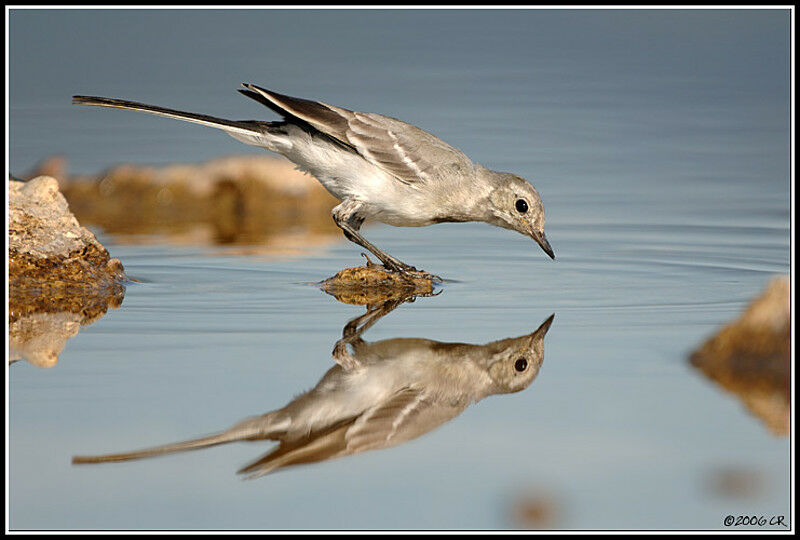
[482,314,555,394]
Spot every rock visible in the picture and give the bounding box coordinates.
[689,276,790,436]
[509,491,563,530]
[52,154,341,253]
[319,258,437,305]
[9,175,127,367]
[26,154,68,180]
[9,176,127,289]
[703,466,764,500]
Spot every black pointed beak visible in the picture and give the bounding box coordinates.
[534,313,556,339]
[532,231,555,259]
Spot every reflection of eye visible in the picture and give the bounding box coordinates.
[514,358,528,372]
[515,199,529,213]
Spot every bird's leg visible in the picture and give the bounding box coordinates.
[331,200,419,275]
[332,296,412,369]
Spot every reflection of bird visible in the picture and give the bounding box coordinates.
[73,307,554,479]
[73,85,554,278]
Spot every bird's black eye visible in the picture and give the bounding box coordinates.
[515,199,529,214]
[514,358,528,372]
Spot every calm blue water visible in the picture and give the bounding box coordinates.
[8,8,792,531]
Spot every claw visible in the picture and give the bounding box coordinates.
[360,253,380,269]
[356,251,442,283]
[390,265,443,284]
[417,271,444,283]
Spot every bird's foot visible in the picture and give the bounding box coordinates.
[360,253,443,283]
[359,252,382,269]
[384,259,443,283]
[407,269,444,283]
[332,340,361,370]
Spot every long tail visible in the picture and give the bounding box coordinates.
[72,414,280,465]
[72,95,280,148]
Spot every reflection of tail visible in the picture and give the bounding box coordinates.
[72,414,283,465]
[72,431,238,464]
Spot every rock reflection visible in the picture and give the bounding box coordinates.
[703,466,765,500]
[9,284,125,368]
[689,276,790,436]
[73,296,555,479]
[509,490,564,530]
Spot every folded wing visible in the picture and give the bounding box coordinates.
[239,84,474,187]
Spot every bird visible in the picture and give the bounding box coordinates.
[73,84,555,278]
[72,298,555,479]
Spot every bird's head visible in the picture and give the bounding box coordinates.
[486,173,554,259]
[482,314,555,394]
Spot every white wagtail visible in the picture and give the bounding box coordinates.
[73,85,555,277]
[72,301,554,479]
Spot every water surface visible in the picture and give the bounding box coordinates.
[8,8,792,531]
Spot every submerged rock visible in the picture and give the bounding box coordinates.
[703,466,765,500]
[689,276,790,436]
[319,258,437,305]
[509,491,563,530]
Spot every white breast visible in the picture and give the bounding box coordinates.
[280,126,434,226]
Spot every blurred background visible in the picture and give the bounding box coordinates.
[7,8,792,531]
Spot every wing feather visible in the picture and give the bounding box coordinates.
[345,388,463,453]
[236,387,466,478]
[240,84,474,186]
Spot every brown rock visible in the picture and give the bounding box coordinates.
[509,491,563,530]
[689,276,790,436]
[26,154,68,181]
[319,259,436,305]
[55,154,341,253]
[9,175,127,367]
[9,176,127,290]
[703,466,764,499]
